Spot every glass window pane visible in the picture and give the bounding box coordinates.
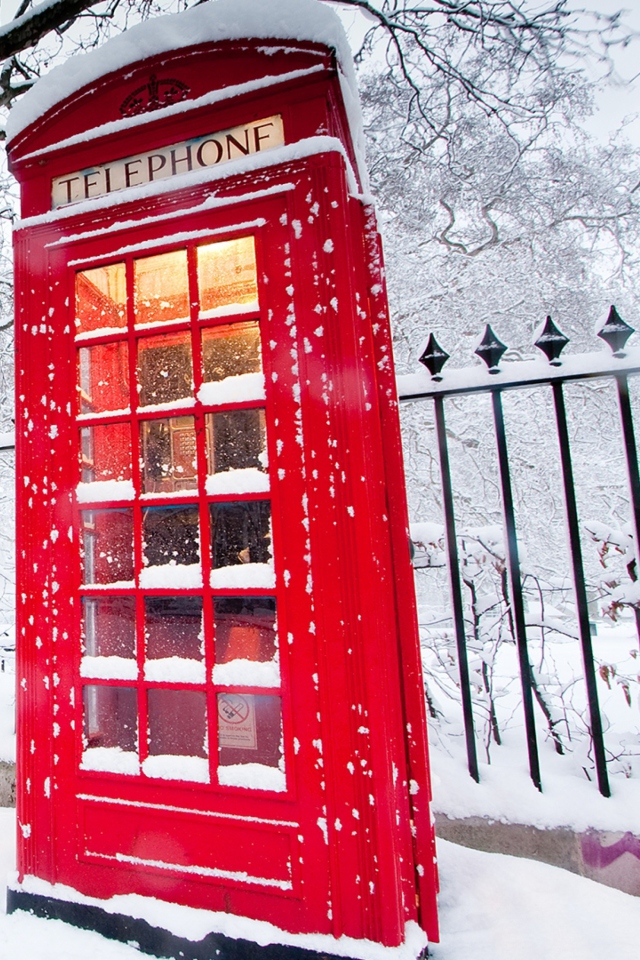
[147,689,207,757]
[197,237,258,317]
[214,598,276,663]
[82,596,136,658]
[207,409,267,474]
[137,332,193,407]
[145,596,203,661]
[134,250,189,326]
[81,508,134,585]
[83,685,138,752]
[76,263,126,334]
[78,341,130,415]
[210,501,271,569]
[201,322,261,383]
[218,694,283,770]
[80,423,132,483]
[142,506,200,568]
[140,416,197,493]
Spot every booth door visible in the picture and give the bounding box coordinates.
[60,213,331,927]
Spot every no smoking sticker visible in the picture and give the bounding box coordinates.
[218,693,257,750]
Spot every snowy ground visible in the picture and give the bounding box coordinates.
[417,595,640,833]
[0,808,140,959]
[432,838,640,960]
[0,807,638,959]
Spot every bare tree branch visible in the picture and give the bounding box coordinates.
[0,0,98,61]
[0,1,632,128]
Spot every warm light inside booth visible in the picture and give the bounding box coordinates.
[76,234,284,790]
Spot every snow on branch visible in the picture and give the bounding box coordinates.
[0,0,96,61]
[336,0,630,138]
[0,0,633,128]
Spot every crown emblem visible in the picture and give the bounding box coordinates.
[120,74,190,117]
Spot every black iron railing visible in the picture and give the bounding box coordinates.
[398,307,640,798]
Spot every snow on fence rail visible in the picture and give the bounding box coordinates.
[398,308,640,799]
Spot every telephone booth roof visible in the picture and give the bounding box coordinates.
[7,0,368,212]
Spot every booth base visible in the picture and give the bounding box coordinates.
[7,889,428,960]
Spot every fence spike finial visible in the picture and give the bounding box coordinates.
[475,324,507,374]
[535,315,570,366]
[597,305,635,357]
[419,333,450,380]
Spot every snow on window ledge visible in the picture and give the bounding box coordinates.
[210,563,275,589]
[80,656,138,680]
[218,762,286,792]
[80,747,139,776]
[200,301,259,321]
[82,580,136,591]
[134,315,190,331]
[139,564,202,589]
[75,325,127,342]
[140,489,198,501]
[77,408,131,423]
[144,657,205,684]
[137,397,196,414]
[198,373,265,407]
[206,468,269,496]
[77,480,135,503]
[142,754,209,783]
[213,658,280,687]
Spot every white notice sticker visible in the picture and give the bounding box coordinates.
[218,693,258,750]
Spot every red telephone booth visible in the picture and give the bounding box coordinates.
[6,2,438,956]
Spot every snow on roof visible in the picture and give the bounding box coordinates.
[6,0,359,144]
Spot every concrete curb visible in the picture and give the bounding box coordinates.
[435,813,640,897]
[0,760,15,807]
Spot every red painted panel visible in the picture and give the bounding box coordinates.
[79,799,298,894]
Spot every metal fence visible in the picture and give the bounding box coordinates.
[398,308,640,798]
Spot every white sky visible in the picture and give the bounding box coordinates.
[0,0,20,26]
[575,1,640,144]
[332,0,640,146]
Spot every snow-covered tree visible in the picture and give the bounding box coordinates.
[0,1,628,117]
